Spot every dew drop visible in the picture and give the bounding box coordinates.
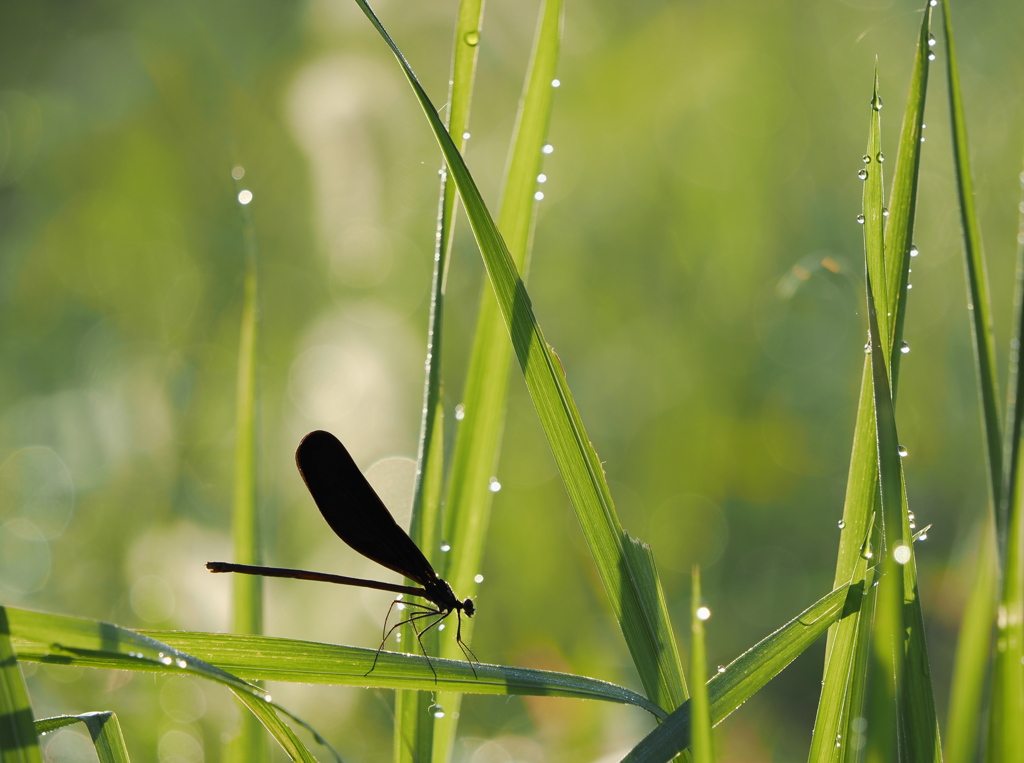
[864,342,872,354]
[909,244,919,257]
[440,542,451,552]
[488,477,502,493]
[929,0,937,5]
[454,403,466,420]
[176,659,188,669]
[551,79,561,88]
[717,665,726,674]
[696,606,712,621]
[395,632,402,642]
[898,445,908,458]
[542,144,554,155]
[894,545,912,564]
[429,704,445,719]
[928,52,936,61]
[900,341,910,354]
[161,656,173,666]
[858,169,868,180]
[474,573,485,584]
[462,132,471,141]
[237,189,253,205]
[438,623,445,631]
[264,694,273,703]
[907,283,913,290]
[537,173,547,183]
[534,191,545,201]
[876,151,885,163]
[928,33,937,47]
[872,94,883,111]
[838,519,846,529]
[862,154,871,164]
[231,166,245,180]
[396,602,406,611]
[882,207,889,217]
[464,30,480,46]
[856,214,865,224]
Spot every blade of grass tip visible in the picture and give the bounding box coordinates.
[808,72,889,763]
[5,607,330,762]
[433,0,563,757]
[228,166,266,763]
[394,2,485,760]
[878,9,944,758]
[884,2,933,394]
[35,713,130,763]
[0,608,42,763]
[689,569,713,763]
[942,0,1004,542]
[349,0,686,713]
[987,167,1024,763]
[624,584,856,763]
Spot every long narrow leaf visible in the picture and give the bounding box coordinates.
[350,0,686,712]
[13,628,666,719]
[433,1,563,758]
[396,0,485,757]
[689,569,713,763]
[228,158,266,763]
[4,607,326,762]
[623,583,856,763]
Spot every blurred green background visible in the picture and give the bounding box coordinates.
[2,0,1023,760]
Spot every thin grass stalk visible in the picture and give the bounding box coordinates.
[432,0,562,758]
[987,169,1024,763]
[689,569,713,763]
[394,3,484,759]
[227,172,266,763]
[35,713,130,763]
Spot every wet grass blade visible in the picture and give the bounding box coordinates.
[349,0,686,713]
[13,628,666,719]
[623,584,855,763]
[35,713,130,763]
[432,0,563,757]
[229,169,266,762]
[0,609,41,763]
[4,607,326,762]
[689,569,713,763]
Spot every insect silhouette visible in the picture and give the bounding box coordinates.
[207,430,477,678]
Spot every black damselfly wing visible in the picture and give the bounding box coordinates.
[295,430,438,587]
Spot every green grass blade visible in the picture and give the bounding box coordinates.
[35,713,130,763]
[4,607,327,762]
[432,0,563,757]
[689,569,713,763]
[884,4,933,391]
[941,0,1003,533]
[623,584,855,763]
[229,169,266,763]
[350,0,686,712]
[395,1,483,758]
[13,629,665,719]
[944,530,997,763]
[987,171,1024,763]
[0,609,41,763]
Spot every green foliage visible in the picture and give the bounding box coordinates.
[2,0,1023,760]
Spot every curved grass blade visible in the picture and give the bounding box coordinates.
[623,583,855,763]
[35,713,129,763]
[3,607,326,763]
[14,629,666,719]
[349,0,686,713]
[0,609,41,763]
[433,0,563,757]
[228,151,266,763]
